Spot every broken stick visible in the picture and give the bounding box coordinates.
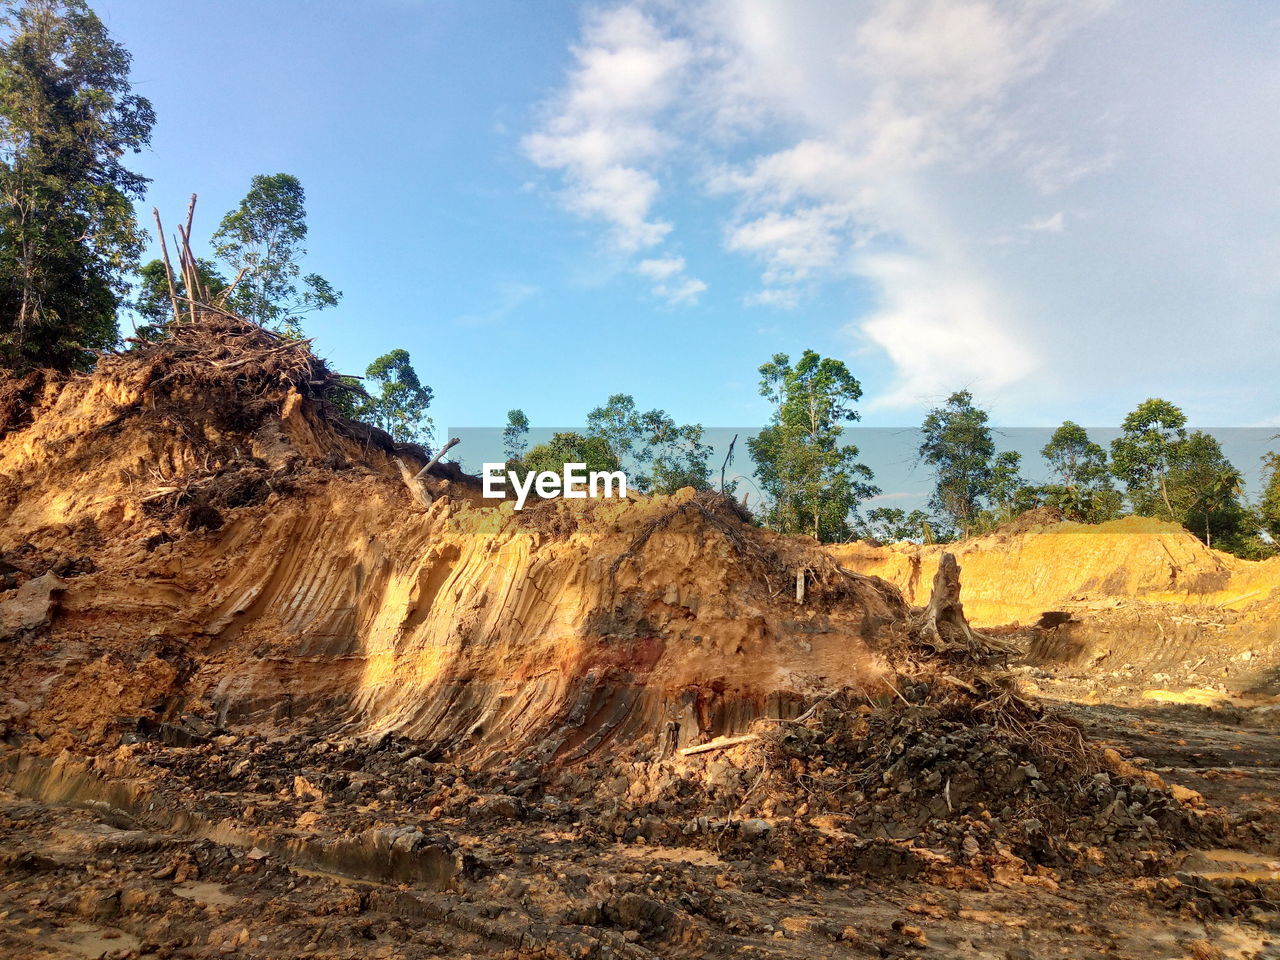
[678,733,758,757]
[413,436,460,483]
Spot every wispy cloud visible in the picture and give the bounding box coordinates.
[529,1,1280,418]
[522,6,688,251]
[635,256,685,279]
[633,254,706,302]
[454,281,539,328]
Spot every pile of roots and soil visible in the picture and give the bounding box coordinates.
[596,560,1223,882]
[111,312,368,433]
[591,691,1219,885]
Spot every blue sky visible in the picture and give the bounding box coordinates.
[96,0,1279,495]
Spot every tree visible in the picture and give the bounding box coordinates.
[1262,442,1280,540]
[353,349,432,446]
[520,432,620,478]
[1040,421,1119,522]
[587,393,712,495]
[857,506,935,544]
[748,350,879,542]
[211,173,340,334]
[917,391,996,537]
[985,450,1029,526]
[1166,431,1248,549]
[0,0,155,369]
[131,256,226,338]
[1110,398,1187,519]
[503,409,529,463]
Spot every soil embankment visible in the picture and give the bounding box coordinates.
[0,319,1277,958]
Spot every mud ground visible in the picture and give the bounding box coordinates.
[1,666,1278,960]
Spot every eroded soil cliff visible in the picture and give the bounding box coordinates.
[0,319,1277,959]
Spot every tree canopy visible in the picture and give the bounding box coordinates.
[211,173,340,335]
[1039,421,1120,523]
[917,391,996,538]
[1261,443,1280,540]
[587,394,711,495]
[520,432,621,479]
[0,0,154,369]
[748,350,878,542]
[503,409,530,463]
[1109,398,1188,519]
[352,348,433,447]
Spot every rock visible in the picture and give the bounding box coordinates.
[739,818,773,841]
[293,775,324,802]
[1168,783,1204,806]
[780,916,829,936]
[0,572,64,640]
[76,888,120,920]
[470,795,522,821]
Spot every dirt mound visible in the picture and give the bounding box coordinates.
[0,316,906,762]
[832,517,1280,685]
[1,319,1266,957]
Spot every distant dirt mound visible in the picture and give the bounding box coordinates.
[831,517,1280,678]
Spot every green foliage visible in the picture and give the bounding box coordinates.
[857,506,936,544]
[520,432,621,478]
[0,0,155,369]
[351,348,432,446]
[211,173,340,335]
[502,409,529,463]
[1107,400,1260,553]
[747,350,879,542]
[587,393,712,495]
[984,451,1028,523]
[1262,443,1280,540]
[131,257,226,339]
[1166,430,1248,550]
[1109,398,1187,519]
[1039,420,1120,522]
[917,391,996,537]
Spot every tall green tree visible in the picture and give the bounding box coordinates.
[503,409,530,463]
[211,173,340,334]
[1262,442,1280,540]
[985,450,1029,525]
[0,0,155,369]
[131,256,225,338]
[586,393,712,495]
[917,391,996,538]
[1167,431,1248,549]
[1040,420,1119,522]
[748,350,878,541]
[354,349,432,446]
[1109,398,1187,518]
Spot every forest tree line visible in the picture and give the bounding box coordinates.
[2,0,1277,558]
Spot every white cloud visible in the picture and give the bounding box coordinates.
[530,1,1280,420]
[633,255,706,303]
[745,287,802,309]
[855,253,1036,408]
[635,256,685,279]
[1025,211,1064,234]
[653,276,707,305]
[454,282,539,328]
[522,6,689,251]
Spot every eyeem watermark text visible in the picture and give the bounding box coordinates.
[482,463,628,510]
